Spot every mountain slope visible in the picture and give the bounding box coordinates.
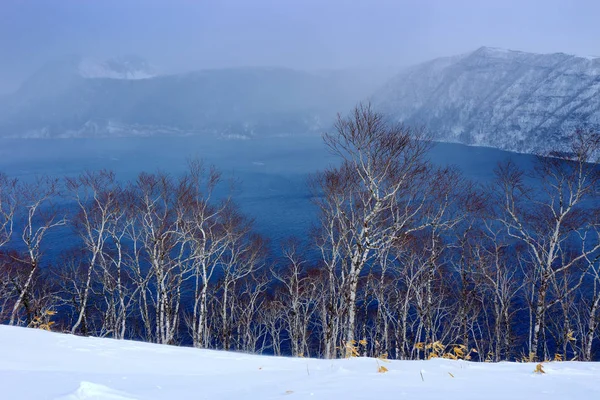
[0,57,385,139]
[1,325,599,399]
[6,48,600,150]
[374,47,600,153]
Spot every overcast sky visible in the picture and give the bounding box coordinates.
[1,0,599,94]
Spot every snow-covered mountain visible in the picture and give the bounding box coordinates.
[0,57,387,139]
[2,325,599,400]
[4,48,599,151]
[374,47,600,154]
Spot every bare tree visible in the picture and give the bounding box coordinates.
[132,172,188,344]
[232,272,270,353]
[181,161,230,348]
[474,223,525,361]
[271,238,316,357]
[312,103,431,357]
[100,192,135,339]
[66,170,120,334]
[0,173,18,249]
[9,176,65,326]
[494,129,600,360]
[217,210,266,350]
[0,174,19,321]
[582,246,600,361]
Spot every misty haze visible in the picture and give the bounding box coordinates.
[1,1,600,399]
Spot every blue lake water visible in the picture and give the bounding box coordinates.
[0,136,535,248]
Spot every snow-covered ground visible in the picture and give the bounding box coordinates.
[1,326,599,400]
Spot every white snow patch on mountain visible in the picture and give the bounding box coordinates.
[1,325,599,400]
[78,57,156,80]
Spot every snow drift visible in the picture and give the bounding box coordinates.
[1,325,599,399]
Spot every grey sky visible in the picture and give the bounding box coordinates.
[1,0,599,94]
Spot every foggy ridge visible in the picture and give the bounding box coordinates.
[0,55,389,139]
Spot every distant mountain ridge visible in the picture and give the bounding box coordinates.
[373,46,600,154]
[0,56,387,139]
[2,48,600,154]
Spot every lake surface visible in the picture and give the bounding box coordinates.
[0,135,535,248]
